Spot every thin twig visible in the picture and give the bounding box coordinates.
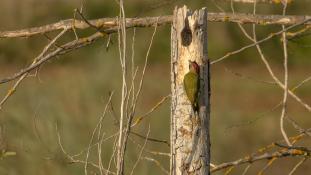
[286,117,311,137]
[230,0,254,42]
[142,156,169,175]
[244,11,311,114]
[211,16,311,64]
[292,75,311,92]
[0,31,105,85]
[224,66,276,85]
[225,73,311,131]
[72,9,79,40]
[106,137,118,175]
[0,29,67,110]
[257,157,277,175]
[242,164,251,175]
[67,94,169,160]
[132,95,170,127]
[85,93,114,175]
[56,123,116,174]
[274,142,311,153]
[280,0,292,146]
[76,9,103,32]
[131,19,159,118]
[129,136,170,157]
[131,131,170,146]
[116,0,128,173]
[288,157,308,175]
[224,166,234,175]
[130,125,150,175]
[130,28,137,116]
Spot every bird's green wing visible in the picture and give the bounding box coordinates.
[183,72,199,105]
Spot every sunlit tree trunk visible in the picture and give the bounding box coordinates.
[170,6,210,175]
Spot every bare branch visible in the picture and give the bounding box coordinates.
[211,149,308,173]
[70,94,169,160]
[241,164,251,175]
[129,136,170,157]
[131,131,170,146]
[0,29,67,110]
[56,123,116,175]
[132,95,170,127]
[106,137,118,175]
[224,66,276,85]
[219,0,294,4]
[131,20,159,115]
[211,133,308,173]
[116,0,128,173]
[288,157,308,175]
[211,16,311,64]
[224,166,234,174]
[280,0,292,146]
[257,157,277,174]
[215,8,311,113]
[85,92,114,175]
[0,16,170,38]
[274,142,311,153]
[286,117,311,137]
[0,32,105,85]
[1,13,311,38]
[130,125,150,175]
[292,75,311,92]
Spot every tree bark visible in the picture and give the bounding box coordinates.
[170,6,210,175]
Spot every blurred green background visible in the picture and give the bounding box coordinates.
[1,0,311,174]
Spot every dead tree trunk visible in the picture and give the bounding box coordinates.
[170,6,210,175]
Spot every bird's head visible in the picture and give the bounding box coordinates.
[188,60,200,74]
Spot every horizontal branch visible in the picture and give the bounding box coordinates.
[211,148,309,173]
[0,16,172,38]
[208,12,311,25]
[218,0,293,4]
[1,12,311,38]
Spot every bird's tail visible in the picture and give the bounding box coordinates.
[193,102,199,115]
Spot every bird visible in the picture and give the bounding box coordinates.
[183,60,200,114]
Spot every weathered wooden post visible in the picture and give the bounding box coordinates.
[170,6,210,175]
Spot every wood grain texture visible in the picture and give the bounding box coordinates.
[170,6,210,175]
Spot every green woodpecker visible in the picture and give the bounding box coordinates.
[183,60,200,114]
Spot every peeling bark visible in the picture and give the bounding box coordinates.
[170,6,210,175]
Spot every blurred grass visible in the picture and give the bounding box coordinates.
[1,0,311,174]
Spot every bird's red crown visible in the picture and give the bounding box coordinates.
[189,60,200,74]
